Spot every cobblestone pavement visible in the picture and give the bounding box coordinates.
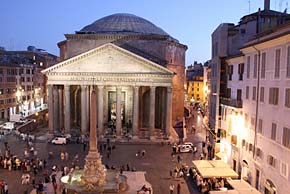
[0,106,207,194]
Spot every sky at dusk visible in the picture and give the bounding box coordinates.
[1,0,290,66]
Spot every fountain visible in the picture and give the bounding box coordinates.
[61,88,127,194]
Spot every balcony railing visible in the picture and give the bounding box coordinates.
[220,97,243,108]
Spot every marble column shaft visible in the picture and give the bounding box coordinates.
[64,85,71,134]
[149,86,156,135]
[48,85,54,134]
[166,87,172,135]
[133,86,139,136]
[81,85,87,135]
[116,86,122,136]
[53,86,59,131]
[58,88,64,130]
[97,85,104,136]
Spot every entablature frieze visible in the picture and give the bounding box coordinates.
[47,72,172,87]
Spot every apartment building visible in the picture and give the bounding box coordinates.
[0,47,58,121]
[186,62,205,104]
[219,18,290,194]
[209,0,290,133]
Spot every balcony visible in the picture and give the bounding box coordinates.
[220,97,243,108]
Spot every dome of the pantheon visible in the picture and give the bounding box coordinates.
[78,13,169,36]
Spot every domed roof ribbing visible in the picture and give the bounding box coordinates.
[78,13,169,36]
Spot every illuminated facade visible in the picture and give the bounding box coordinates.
[43,13,187,139]
[219,21,290,194]
[0,48,58,120]
[186,62,205,104]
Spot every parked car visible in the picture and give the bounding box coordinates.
[178,144,193,153]
[1,122,15,131]
[50,137,67,145]
[178,142,197,153]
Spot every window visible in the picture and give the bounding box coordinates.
[26,77,30,82]
[244,113,249,128]
[269,88,279,105]
[242,139,246,147]
[246,86,249,99]
[285,88,290,108]
[249,143,253,152]
[282,127,290,149]
[256,147,263,159]
[254,54,258,78]
[228,65,233,81]
[260,87,264,102]
[0,68,2,74]
[238,63,244,80]
[261,52,266,78]
[287,46,290,78]
[231,135,237,145]
[258,119,263,134]
[274,49,281,78]
[26,69,30,74]
[247,56,250,79]
[0,89,3,95]
[237,89,242,101]
[251,116,255,130]
[271,123,277,141]
[252,86,256,101]
[267,155,276,167]
[280,162,289,178]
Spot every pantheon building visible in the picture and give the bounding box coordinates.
[42,13,187,139]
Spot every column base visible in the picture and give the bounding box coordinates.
[132,135,139,140]
[149,136,156,141]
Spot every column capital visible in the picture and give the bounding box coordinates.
[97,85,104,89]
[81,85,87,90]
[116,86,122,90]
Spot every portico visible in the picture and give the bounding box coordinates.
[42,43,174,139]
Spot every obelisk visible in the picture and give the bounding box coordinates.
[81,88,106,192]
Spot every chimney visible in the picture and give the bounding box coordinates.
[264,0,270,10]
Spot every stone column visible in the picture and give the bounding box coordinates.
[149,86,156,137]
[166,87,172,136]
[133,86,139,137]
[81,85,87,135]
[48,85,54,135]
[53,86,59,132]
[74,86,79,125]
[86,85,90,130]
[97,85,104,136]
[58,88,64,131]
[116,86,122,136]
[64,85,71,134]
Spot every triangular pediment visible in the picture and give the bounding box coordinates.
[42,43,173,75]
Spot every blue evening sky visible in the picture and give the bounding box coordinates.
[1,0,289,66]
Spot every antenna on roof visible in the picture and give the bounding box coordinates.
[248,0,251,13]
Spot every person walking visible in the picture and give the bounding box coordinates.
[177,183,181,194]
[169,183,174,194]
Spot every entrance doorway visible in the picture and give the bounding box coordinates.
[108,91,126,126]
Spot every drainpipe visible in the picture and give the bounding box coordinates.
[252,46,261,159]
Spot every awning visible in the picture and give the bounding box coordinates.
[209,180,262,194]
[192,160,239,179]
